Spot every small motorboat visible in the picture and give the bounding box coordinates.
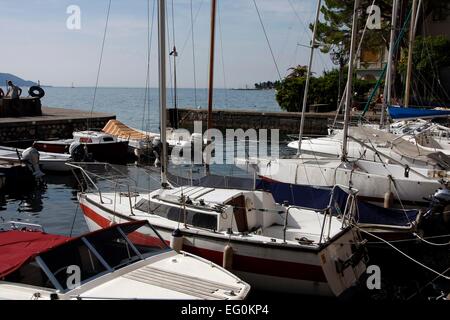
[0,146,71,173]
[34,131,129,164]
[0,220,250,300]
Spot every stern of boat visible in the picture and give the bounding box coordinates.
[318,227,368,297]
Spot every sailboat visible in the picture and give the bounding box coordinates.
[74,0,367,297]
[238,0,446,207]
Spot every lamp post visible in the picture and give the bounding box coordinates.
[330,41,349,110]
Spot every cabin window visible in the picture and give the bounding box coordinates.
[135,199,218,230]
[166,207,217,230]
[39,239,108,290]
[103,137,114,142]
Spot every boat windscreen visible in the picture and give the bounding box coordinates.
[38,238,108,291]
[85,224,169,269]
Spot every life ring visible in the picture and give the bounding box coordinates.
[29,86,45,98]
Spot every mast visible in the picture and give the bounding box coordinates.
[341,0,359,161]
[207,0,217,133]
[404,0,418,107]
[158,0,168,187]
[380,0,400,128]
[296,0,321,156]
[205,0,217,173]
[170,46,178,129]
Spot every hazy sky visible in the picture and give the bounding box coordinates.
[0,0,334,88]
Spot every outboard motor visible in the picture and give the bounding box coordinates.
[22,147,45,178]
[424,187,450,232]
[69,141,88,162]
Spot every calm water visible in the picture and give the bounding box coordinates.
[41,87,280,132]
[1,87,280,236]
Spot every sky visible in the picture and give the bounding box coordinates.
[0,0,334,88]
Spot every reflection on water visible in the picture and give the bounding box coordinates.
[0,173,86,236]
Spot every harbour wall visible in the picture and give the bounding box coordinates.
[170,108,351,138]
[0,107,115,147]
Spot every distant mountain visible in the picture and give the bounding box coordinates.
[0,73,37,87]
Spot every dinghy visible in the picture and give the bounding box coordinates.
[0,220,250,300]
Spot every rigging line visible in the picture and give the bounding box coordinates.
[89,0,112,128]
[217,0,228,108]
[286,0,312,43]
[179,0,206,58]
[357,226,450,281]
[190,0,198,108]
[142,0,156,132]
[252,0,282,80]
[407,266,450,300]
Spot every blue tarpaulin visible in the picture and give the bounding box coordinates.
[388,105,450,120]
[256,180,419,227]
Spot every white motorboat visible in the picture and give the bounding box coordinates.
[0,220,250,300]
[34,131,129,164]
[0,146,71,173]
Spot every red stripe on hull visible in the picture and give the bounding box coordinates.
[80,202,327,283]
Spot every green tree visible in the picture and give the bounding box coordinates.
[275,68,377,112]
[398,35,450,103]
[315,0,392,54]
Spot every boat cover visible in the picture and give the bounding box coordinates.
[167,172,419,227]
[102,120,158,140]
[388,106,450,121]
[348,126,450,169]
[0,231,69,278]
[257,179,419,227]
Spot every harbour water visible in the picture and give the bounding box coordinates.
[1,87,449,301]
[1,87,282,235]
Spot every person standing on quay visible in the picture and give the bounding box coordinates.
[6,80,22,116]
[6,80,22,99]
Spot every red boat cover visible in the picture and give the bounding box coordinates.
[0,230,69,278]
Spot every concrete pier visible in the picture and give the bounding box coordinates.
[0,107,115,146]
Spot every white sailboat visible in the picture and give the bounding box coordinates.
[239,0,446,207]
[73,0,367,297]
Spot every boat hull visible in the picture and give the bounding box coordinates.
[79,194,366,297]
[35,141,129,164]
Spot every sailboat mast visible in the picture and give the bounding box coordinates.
[380,0,400,128]
[296,0,321,156]
[207,0,217,132]
[404,0,418,107]
[341,0,359,161]
[172,46,178,128]
[158,0,168,187]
